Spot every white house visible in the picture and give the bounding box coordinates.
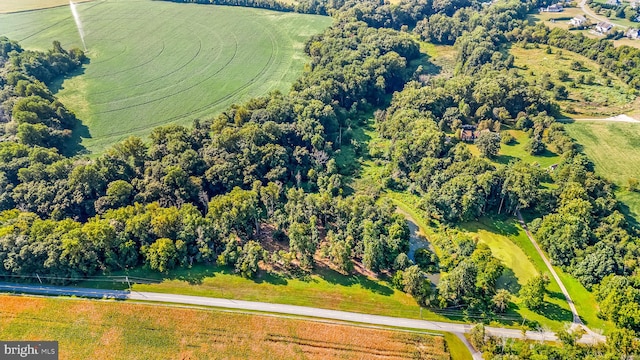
[596,21,614,33]
[570,15,588,26]
[542,3,564,12]
[625,28,640,39]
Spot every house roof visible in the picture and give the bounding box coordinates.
[597,22,613,30]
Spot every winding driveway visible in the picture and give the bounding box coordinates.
[516,211,606,343]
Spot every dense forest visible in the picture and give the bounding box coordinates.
[1,0,640,356]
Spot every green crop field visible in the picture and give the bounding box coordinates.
[0,0,331,153]
[0,295,453,359]
[564,121,640,222]
[0,0,91,14]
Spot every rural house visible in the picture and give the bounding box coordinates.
[596,22,614,33]
[540,3,564,12]
[460,125,477,142]
[460,126,494,142]
[626,28,640,39]
[570,15,588,26]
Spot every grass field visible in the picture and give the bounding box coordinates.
[0,0,91,13]
[467,129,561,168]
[78,263,459,322]
[511,45,637,117]
[0,0,331,153]
[384,193,575,330]
[0,295,453,359]
[563,120,640,222]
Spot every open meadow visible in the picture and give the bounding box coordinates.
[0,0,331,153]
[564,120,640,222]
[511,45,638,117]
[0,294,452,360]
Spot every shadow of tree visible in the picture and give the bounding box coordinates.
[535,301,573,322]
[315,265,394,296]
[49,61,92,156]
[497,267,522,294]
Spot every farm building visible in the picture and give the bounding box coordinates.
[596,22,614,33]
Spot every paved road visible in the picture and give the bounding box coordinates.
[579,0,627,29]
[517,211,606,343]
[0,282,604,346]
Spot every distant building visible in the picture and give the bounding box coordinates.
[540,3,564,12]
[460,126,495,142]
[569,15,588,26]
[625,28,640,39]
[605,0,620,6]
[631,1,638,9]
[596,21,614,33]
[460,125,477,142]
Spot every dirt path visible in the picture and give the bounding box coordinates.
[516,211,606,343]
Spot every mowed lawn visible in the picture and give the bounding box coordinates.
[0,0,331,153]
[460,217,575,331]
[564,121,640,222]
[467,130,560,168]
[0,295,452,360]
[79,264,456,322]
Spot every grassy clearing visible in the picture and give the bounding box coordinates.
[0,0,91,13]
[511,45,637,117]
[564,121,640,185]
[0,295,451,359]
[467,130,561,168]
[459,217,573,331]
[444,333,473,360]
[384,193,573,331]
[616,189,640,224]
[563,121,640,224]
[552,266,615,333]
[418,41,457,76]
[461,219,539,291]
[0,0,331,153]
[78,264,460,323]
